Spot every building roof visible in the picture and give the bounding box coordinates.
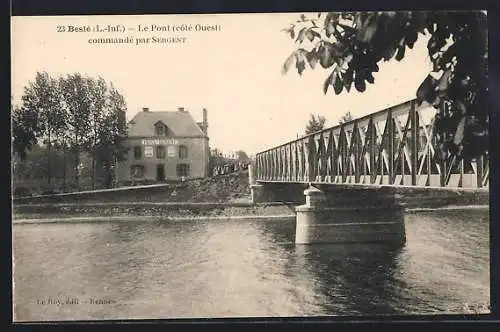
[127,110,207,138]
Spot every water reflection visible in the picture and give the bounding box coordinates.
[256,219,405,315]
[291,244,404,315]
[394,210,490,314]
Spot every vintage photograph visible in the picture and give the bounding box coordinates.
[11,11,489,321]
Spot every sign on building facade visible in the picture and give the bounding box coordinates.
[141,139,179,146]
[144,146,154,158]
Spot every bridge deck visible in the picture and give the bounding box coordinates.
[256,179,489,192]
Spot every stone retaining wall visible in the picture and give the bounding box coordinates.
[12,202,296,221]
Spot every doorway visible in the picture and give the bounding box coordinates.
[156,164,165,181]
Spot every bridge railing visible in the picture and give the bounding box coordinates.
[255,99,489,189]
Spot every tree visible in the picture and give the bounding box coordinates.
[282,11,488,161]
[305,113,327,134]
[59,73,92,189]
[95,83,128,188]
[85,76,108,189]
[52,120,71,191]
[235,150,251,162]
[338,111,353,124]
[12,72,129,191]
[15,72,66,185]
[12,104,38,160]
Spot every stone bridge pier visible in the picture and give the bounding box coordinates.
[295,185,406,246]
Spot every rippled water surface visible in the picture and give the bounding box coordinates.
[13,209,490,321]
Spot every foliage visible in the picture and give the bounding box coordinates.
[58,73,92,186]
[338,111,354,124]
[95,83,129,187]
[12,71,129,190]
[12,105,37,160]
[105,83,129,164]
[305,113,327,134]
[282,11,488,161]
[12,73,67,184]
[235,150,251,162]
[13,145,71,182]
[12,147,109,195]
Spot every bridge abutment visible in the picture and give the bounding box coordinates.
[250,183,307,204]
[249,165,308,204]
[295,186,406,246]
[250,183,268,204]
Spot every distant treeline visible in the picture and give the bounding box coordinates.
[12,71,129,195]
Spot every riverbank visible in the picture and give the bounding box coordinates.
[12,201,295,221]
[13,170,251,204]
[13,205,489,224]
[13,199,489,224]
[12,169,489,222]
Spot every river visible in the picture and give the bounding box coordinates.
[12,208,490,321]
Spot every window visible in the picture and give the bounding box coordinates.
[167,146,177,158]
[133,146,141,160]
[176,163,190,177]
[179,145,188,159]
[130,165,145,178]
[156,145,166,159]
[155,123,167,136]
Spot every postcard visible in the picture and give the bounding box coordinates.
[11,12,490,322]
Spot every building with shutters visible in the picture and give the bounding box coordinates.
[116,107,209,184]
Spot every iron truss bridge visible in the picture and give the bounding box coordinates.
[255,100,489,189]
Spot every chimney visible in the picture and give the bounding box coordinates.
[201,108,208,135]
[178,107,185,112]
[203,108,208,127]
[142,107,149,112]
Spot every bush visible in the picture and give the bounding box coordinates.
[41,190,58,196]
[37,183,60,196]
[13,187,31,197]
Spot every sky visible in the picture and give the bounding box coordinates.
[11,13,433,155]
